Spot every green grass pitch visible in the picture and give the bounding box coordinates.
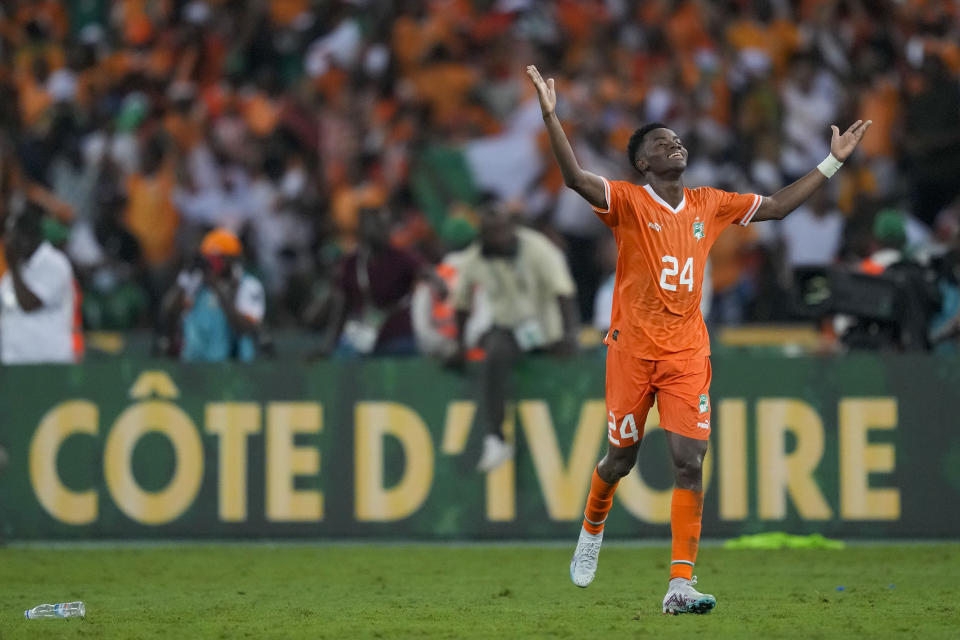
[1,542,957,638]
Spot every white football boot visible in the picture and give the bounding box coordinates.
[476,434,514,472]
[662,576,717,614]
[569,526,603,588]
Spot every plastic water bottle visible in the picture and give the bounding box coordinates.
[24,602,86,619]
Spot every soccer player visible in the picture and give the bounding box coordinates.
[526,65,871,614]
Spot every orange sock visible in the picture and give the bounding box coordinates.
[582,467,619,534]
[669,488,704,580]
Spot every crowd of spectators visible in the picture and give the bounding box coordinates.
[0,0,959,361]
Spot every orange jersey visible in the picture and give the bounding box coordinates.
[594,178,762,360]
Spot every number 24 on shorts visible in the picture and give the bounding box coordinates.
[608,411,639,446]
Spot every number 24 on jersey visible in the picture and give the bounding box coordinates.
[659,255,693,292]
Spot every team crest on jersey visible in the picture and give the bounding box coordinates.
[698,394,709,413]
[693,220,705,240]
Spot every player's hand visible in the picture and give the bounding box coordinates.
[526,65,556,117]
[830,119,872,162]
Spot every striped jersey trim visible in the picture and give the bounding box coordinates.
[583,514,607,526]
[671,560,695,566]
[739,194,763,226]
[591,176,612,214]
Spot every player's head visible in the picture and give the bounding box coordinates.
[627,123,687,177]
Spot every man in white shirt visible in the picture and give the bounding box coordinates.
[1,208,78,365]
[451,200,578,472]
[771,189,844,268]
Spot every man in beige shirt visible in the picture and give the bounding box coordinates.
[451,200,578,471]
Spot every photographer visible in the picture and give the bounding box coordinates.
[161,228,265,362]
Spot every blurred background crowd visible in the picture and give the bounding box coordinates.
[1,0,959,362]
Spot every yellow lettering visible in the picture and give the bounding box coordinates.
[104,401,203,525]
[485,408,515,521]
[29,401,98,525]
[519,400,607,520]
[205,403,261,522]
[441,401,476,455]
[718,399,748,520]
[128,371,180,399]
[355,402,434,521]
[839,398,900,520]
[266,403,323,522]
[756,399,831,520]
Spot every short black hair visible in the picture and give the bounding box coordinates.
[476,190,500,208]
[476,190,502,219]
[626,122,669,173]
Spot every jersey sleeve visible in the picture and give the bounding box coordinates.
[712,188,764,228]
[591,177,626,228]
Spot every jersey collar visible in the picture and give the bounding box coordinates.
[643,184,686,214]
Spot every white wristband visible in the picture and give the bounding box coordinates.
[816,153,843,179]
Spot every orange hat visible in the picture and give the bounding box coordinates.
[200,228,242,257]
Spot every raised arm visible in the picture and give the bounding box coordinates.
[752,119,872,222]
[526,65,607,210]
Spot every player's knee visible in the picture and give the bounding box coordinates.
[602,454,636,480]
[614,458,635,479]
[672,455,703,487]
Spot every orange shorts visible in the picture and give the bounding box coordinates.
[605,346,712,446]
